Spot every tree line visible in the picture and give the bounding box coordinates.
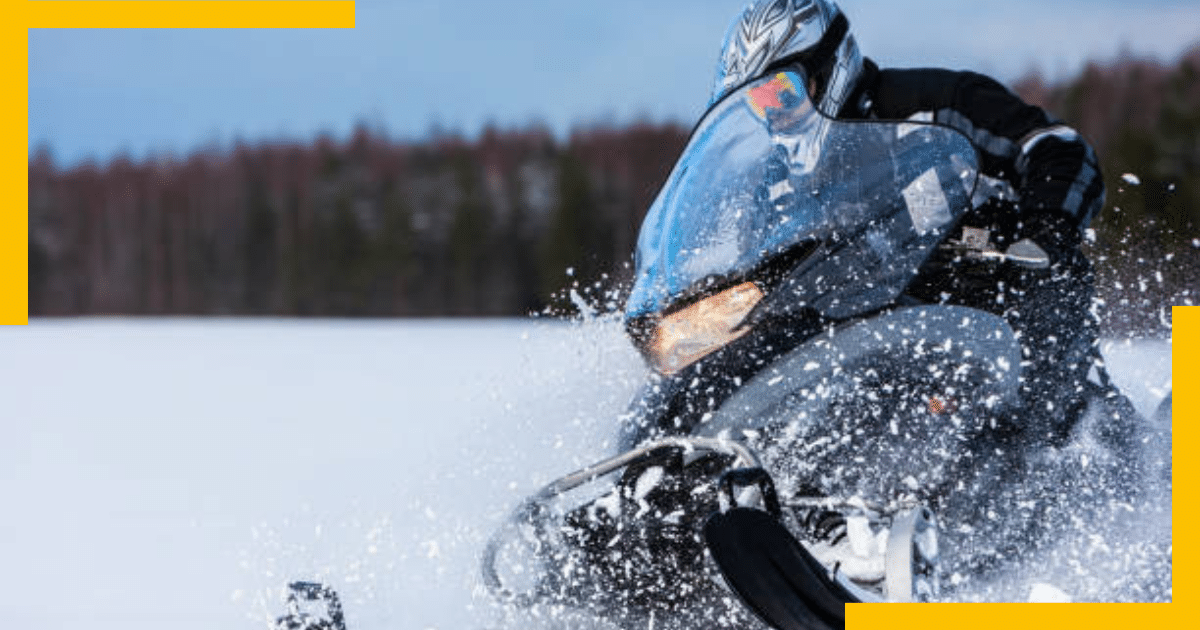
[29,47,1199,333]
[29,123,686,317]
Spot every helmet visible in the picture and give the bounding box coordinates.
[711,0,864,118]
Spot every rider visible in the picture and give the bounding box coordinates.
[712,0,1106,446]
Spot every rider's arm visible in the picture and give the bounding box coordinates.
[949,71,1104,254]
[871,67,1104,251]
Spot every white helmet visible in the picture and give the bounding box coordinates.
[711,0,864,117]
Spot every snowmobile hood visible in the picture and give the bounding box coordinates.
[624,70,981,325]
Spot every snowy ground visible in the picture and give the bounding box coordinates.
[1,318,1172,629]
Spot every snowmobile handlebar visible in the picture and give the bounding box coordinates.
[536,436,761,499]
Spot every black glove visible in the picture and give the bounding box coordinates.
[1019,207,1082,258]
[1010,207,1084,270]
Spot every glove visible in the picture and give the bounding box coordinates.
[943,204,1082,271]
[1012,207,1083,270]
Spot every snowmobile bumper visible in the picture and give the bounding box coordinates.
[480,436,761,609]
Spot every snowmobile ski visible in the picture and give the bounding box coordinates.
[273,581,346,630]
[705,507,857,630]
[704,468,941,629]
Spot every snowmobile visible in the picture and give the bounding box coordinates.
[481,70,1160,630]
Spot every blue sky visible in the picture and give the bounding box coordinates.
[28,0,1200,167]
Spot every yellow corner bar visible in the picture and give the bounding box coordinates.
[4,7,1188,628]
[850,602,1178,629]
[5,1,354,325]
[20,1,356,29]
[848,309,1187,626]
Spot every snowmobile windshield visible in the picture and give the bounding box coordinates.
[624,70,980,324]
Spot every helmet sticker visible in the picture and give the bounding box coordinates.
[748,72,802,119]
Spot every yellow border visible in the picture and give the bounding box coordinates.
[6,0,354,326]
[1175,306,1192,602]
[22,1,356,29]
[850,309,1187,625]
[5,2,1186,628]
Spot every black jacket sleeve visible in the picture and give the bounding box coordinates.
[866,64,1105,232]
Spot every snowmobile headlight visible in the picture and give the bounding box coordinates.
[646,282,764,375]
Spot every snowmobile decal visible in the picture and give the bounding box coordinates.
[901,167,953,235]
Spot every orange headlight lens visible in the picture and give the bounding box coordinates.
[647,282,764,375]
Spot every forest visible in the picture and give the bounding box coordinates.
[28,48,1199,335]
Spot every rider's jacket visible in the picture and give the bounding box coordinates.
[843,58,1104,236]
